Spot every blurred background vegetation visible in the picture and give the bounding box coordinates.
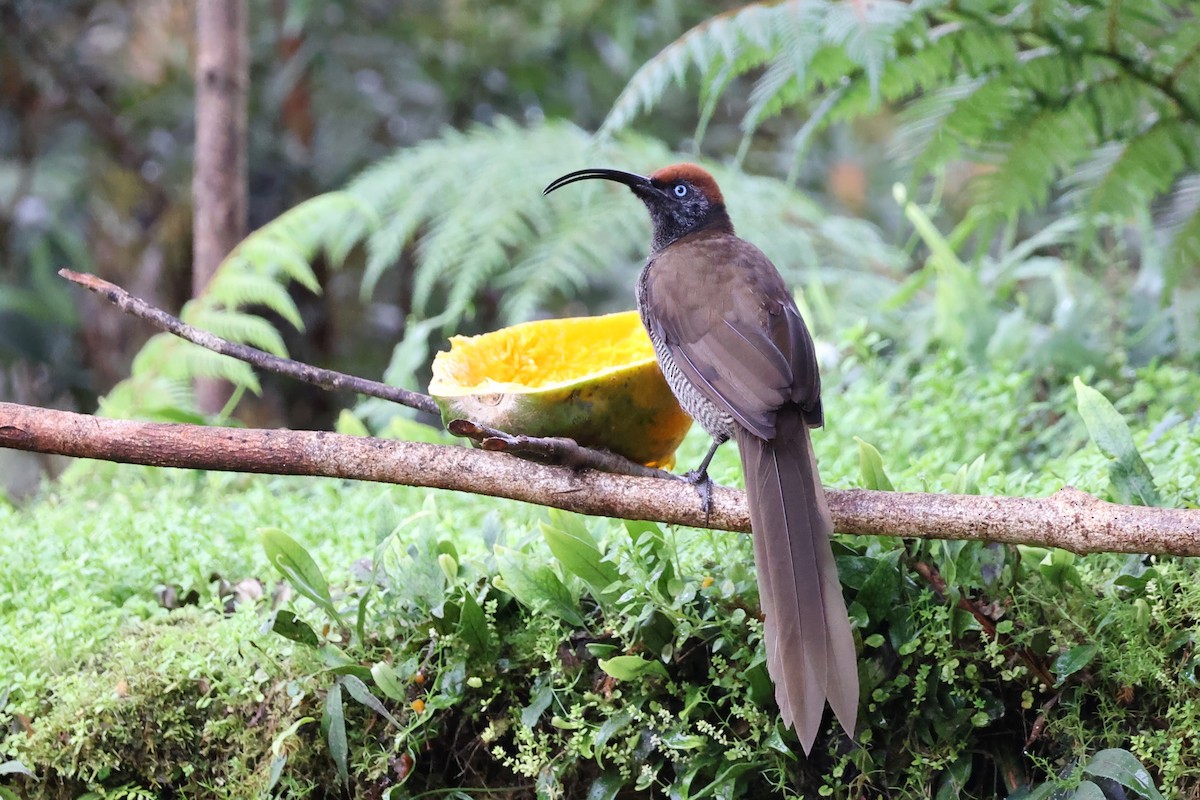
[2,0,1196,434]
[0,0,736,429]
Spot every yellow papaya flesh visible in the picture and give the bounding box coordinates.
[429,311,692,469]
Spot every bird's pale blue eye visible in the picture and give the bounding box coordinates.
[673,184,688,198]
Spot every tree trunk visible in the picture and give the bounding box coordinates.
[192,0,248,414]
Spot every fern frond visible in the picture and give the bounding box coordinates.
[1164,175,1200,288]
[162,345,261,391]
[600,2,793,140]
[186,309,289,358]
[196,273,304,330]
[1070,120,1193,218]
[601,0,1199,257]
[99,182,379,420]
[977,103,1095,215]
[211,118,900,401]
[821,0,914,101]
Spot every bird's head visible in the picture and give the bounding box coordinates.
[544,162,732,251]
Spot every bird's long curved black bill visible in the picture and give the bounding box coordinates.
[543,168,654,196]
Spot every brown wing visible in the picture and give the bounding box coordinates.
[641,230,822,440]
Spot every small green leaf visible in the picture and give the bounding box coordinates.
[951,453,987,496]
[261,528,339,619]
[542,513,620,600]
[598,655,669,681]
[322,682,349,785]
[594,710,634,754]
[521,680,554,729]
[1074,377,1160,506]
[342,674,400,726]
[271,611,320,647]
[934,755,972,800]
[1072,781,1107,800]
[318,645,373,682]
[586,643,619,658]
[459,590,492,655]
[856,550,902,625]
[494,546,586,627]
[855,437,894,491]
[1053,643,1100,687]
[586,770,625,800]
[370,662,407,702]
[1082,749,1164,800]
[1039,548,1082,590]
[270,716,315,757]
[437,553,459,582]
[334,409,370,437]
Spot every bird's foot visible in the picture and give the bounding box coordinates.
[684,469,715,520]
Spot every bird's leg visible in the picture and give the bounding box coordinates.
[685,436,726,519]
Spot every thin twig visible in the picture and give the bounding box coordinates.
[448,419,674,479]
[912,559,1057,688]
[1024,692,1062,749]
[62,269,690,473]
[59,269,441,416]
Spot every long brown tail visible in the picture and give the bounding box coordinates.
[736,406,858,754]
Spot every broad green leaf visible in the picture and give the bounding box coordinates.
[587,644,620,661]
[342,674,400,726]
[855,437,895,491]
[521,680,554,729]
[598,655,669,681]
[587,770,625,800]
[1039,549,1082,590]
[1073,377,1160,506]
[459,590,492,655]
[1082,749,1164,800]
[494,546,586,627]
[594,709,634,755]
[318,645,373,682]
[370,662,407,702]
[856,550,902,625]
[261,528,339,619]
[1073,781,1107,800]
[541,514,620,599]
[322,682,349,785]
[271,611,319,647]
[1053,643,1099,687]
[951,454,987,496]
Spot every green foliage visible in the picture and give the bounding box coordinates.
[6,339,1200,797]
[603,0,1200,278]
[885,185,1178,380]
[2,607,325,798]
[1074,377,1161,507]
[98,198,353,420]
[99,119,900,422]
[232,119,899,396]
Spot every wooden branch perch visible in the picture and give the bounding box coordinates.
[4,401,1200,556]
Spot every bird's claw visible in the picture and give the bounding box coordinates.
[684,469,715,520]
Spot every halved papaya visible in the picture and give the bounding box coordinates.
[429,311,692,469]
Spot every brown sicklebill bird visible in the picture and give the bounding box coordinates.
[544,163,858,754]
